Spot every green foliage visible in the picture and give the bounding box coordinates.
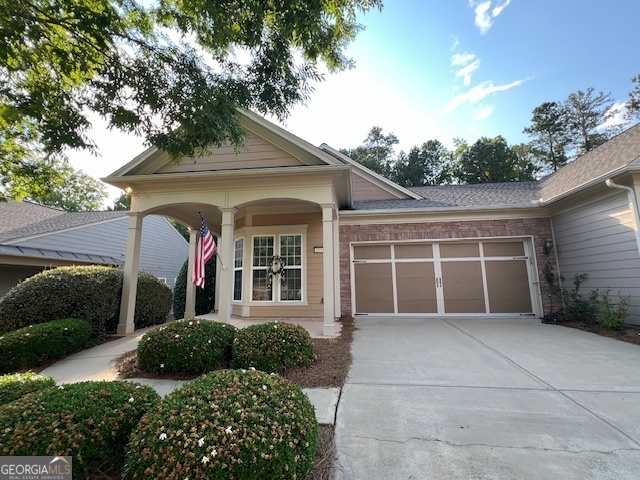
[0,381,160,479]
[523,101,569,173]
[0,318,93,373]
[0,371,55,405]
[231,322,315,373]
[564,88,618,155]
[598,290,629,330]
[1,0,382,162]
[561,274,599,325]
[341,126,399,177]
[541,258,563,317]
[172,257,216,319]
[392,140,453,187]
[0,266,171,338]
[108,192,131,211]
[626,74,640,122]
[124,369,318,480]
[134,272,174,329]
[137,320,236,374]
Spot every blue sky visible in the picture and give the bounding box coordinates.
[67,0,640,201]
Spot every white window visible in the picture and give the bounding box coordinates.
[233,238,244,302]
[251,234,303,302]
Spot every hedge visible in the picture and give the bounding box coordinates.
[0,318,93,373]
[0,266,172,338]
[0,371,55,405]
[172,257,216,319]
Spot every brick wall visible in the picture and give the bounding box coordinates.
[339,217,554,316]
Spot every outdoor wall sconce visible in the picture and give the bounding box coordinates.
[542,239,553,255]
[124,186,133,195]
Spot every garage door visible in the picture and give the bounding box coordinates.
[353,240,533,315]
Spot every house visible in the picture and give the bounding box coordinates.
[102,111,640,336]
[0,201,189,296]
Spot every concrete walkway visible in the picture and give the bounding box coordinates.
[334,317,640,480]
[40,318,340,425]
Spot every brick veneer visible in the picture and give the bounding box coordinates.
[339,217,554,316]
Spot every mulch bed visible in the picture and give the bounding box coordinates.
[560,321,640,346]
[109,317,356,480]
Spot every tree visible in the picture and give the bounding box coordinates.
[455,136,536,184]
[523,101,569,173]
[391,140,453,187]
[564,88,618,154]
[340,126,398,177]
[1,155,106,210]
[109,193,131,211]
[1,0,382,162]
[626,74,640,122]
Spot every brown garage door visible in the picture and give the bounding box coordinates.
[353,240,533,315]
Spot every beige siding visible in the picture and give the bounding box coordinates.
[352,172,400,201]
[248,212,323,318]
[552,192,640,324]
[154,132,305,174]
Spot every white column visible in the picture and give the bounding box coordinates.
[217,208,236,322]
[117,213,143,335]
[184,228,197,319]
[322,205,336,336]
[333,215,341,318]
[214,236,221,312]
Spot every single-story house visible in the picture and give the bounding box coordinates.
[0,201,189,296]
[103,111,640,335]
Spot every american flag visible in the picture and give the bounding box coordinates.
[192,217,216,288]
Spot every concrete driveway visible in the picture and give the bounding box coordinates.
[334,317,640,479]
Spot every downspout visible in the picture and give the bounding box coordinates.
[605,178,640,258]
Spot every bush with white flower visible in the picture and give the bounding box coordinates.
[0,318,93,373]
[137,319,236,374]
[0,371,55,405]
[231,321,315,373]
[124,369,318,480]
[0,381,160,478]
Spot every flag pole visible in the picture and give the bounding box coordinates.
[199,212,226,270]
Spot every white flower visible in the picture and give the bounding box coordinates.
[198,437,205,447]
[201,456,210,464]
[128,397,135,403]
[160,363,165,368]
[249,367,256,371]
[189,321,193,326]
[58,385,64,390]
[159,433,168,440]
[25,333,30,336]
[240,369,246,373]
[211,448,217,458]
[208,340,212,344]
[225,426,233,434]
[175,334,180,338]
[269,372,276,376]
[262,385,267,391]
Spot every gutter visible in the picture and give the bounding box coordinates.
[605,178,640,258]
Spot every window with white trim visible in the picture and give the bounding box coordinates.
[233,238,244,301]
[251,234,303,302]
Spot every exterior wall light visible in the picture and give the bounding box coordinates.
[542,239,553,255]
[124,186,133,195]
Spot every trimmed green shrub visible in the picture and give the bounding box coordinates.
[172,257,216,319]
[137,320,236,374]
[0,318,93,373]
[124,369,318,480]
[0,266,172,338]
[231,322,315,373]
[0,371,55,405]
[0,381,160,478]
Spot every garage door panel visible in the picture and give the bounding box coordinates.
[483,241,525,257]
[353,245,390,260]
[395,244,433,259]
[354,263,394,313]
[486,260,533,313]
[441,261,486,313]
[396,263,437,313]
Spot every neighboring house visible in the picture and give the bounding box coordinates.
[103,111,640,336]
[0,202,189,297]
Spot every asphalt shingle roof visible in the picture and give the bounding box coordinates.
[0,201,65,234]
[0,209,127,242]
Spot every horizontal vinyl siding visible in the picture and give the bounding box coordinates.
[155,133,304,173]
[351,172,400,201]
[15,216,188,288]
[552,192,640,324]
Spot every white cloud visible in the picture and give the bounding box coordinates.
[450,52,480,86]
[450,36,461,51]
[444,79,525,112]
[451,52,476,66]
[474,104,494,120]
[455,59,480,86]
[470,0,511,34]
[598,102,629,130]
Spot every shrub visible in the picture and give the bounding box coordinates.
[599,289,629,329]
[137,320,236,374]
[131,272,173,330]
[124,369,318,480]
[0,371,55,405]
[172,257,216,319]
[231,322,315,373]
[0,266,172,338]
[561,273,600,325]
[0,318,93,373]
[0,381,160,478]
